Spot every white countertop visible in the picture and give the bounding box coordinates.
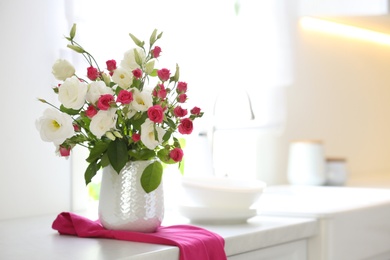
[0,210,317,260]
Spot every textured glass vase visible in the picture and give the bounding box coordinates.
[98,160,164,232]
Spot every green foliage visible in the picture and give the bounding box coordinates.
[141,161,163,193]
[107,139,128,174]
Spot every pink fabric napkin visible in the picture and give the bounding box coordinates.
[52,212,227,260]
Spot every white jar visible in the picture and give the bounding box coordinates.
[287,140,326,185]
[325,157,348,186]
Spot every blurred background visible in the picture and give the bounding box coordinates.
[2,0,390,220]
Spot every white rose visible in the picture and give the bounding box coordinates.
[58,76,88,110]
[86,81,115,104]
[36,108,75,145]
[52,59,75,81]
[140,119,166,150]
[112,67,133,89]
[90,109,117,138]
[120,47,146,71]
[131,88,153,112]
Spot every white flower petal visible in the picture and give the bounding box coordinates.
[52,59,75,81]
[86,81,114,104]
[131,88,153,112]
[58,76,88,110]
[36,108,74,145]
[112,67,133,89]
[90,109,117,138]
[140,119,166,150]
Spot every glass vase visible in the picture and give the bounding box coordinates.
[98,159,164,232]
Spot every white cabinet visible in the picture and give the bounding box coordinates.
[260,185,390,260]
[229,240,307,260]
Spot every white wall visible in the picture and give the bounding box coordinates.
[0,0,71,220]
[256,9,390,184]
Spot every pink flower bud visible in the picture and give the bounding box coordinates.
[177,82,187,93]
[117,89,133,104]
[178,118,193,135]
[157,68,170,82]
[190,106,201,116]
[97,94,114,110]
[73,124,81,132]
[147,105,164,123]
[132,133,140,142]
[152,46,162,58]
[85,105,98,118]
[87,66,99,80]
[173,106,188,117]
[106,59,117,71]
[132,68,143,79]
[59,146,71,157]
[169,147,184,162]
[177,93,187,103]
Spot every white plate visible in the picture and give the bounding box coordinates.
[178,205,257,224]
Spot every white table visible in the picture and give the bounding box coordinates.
[0,211,317,260]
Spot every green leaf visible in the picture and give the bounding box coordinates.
[60,105,80,115]
[129,33,144,47]
[100,152,110,168]
[107,139,128,174]
[141,161,163,193]
[86,141,109,163]
[129,149,155,160]
[157,149,175,164]
[149,69,158,77]
[162,130,172,143]
[84,161,98,185]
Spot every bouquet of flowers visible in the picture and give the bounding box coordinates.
[36,24,203,193]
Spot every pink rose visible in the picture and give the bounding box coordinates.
[177,93,187,103]
[147,105,164,123]
[85,105,98,118]
[132,68,143,79]
[178,118,193,135]
[153,84,167,99]
[87,66,99,80]
[97,94,114,110]
[169,147,184,162]
[157,68,170,81]
[59,145,71,157]
[173,106,188,117]
[190,106,201,115]
[177,82,187,93]
[132,133,140,142]
[117,89,133,104]
[153,46,162,58]
[106,59,117,71]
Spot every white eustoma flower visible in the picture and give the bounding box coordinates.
[120,47,146,71]
[35,108,74,145]
[140,119,166,150]
[112,67,133,89]
[89,108,117,138]
[58,76,88,110]
[131,88,153,112]
[52,59,75,81]
[86,81,115,104]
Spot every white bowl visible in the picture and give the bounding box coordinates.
[181,176,266,209]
